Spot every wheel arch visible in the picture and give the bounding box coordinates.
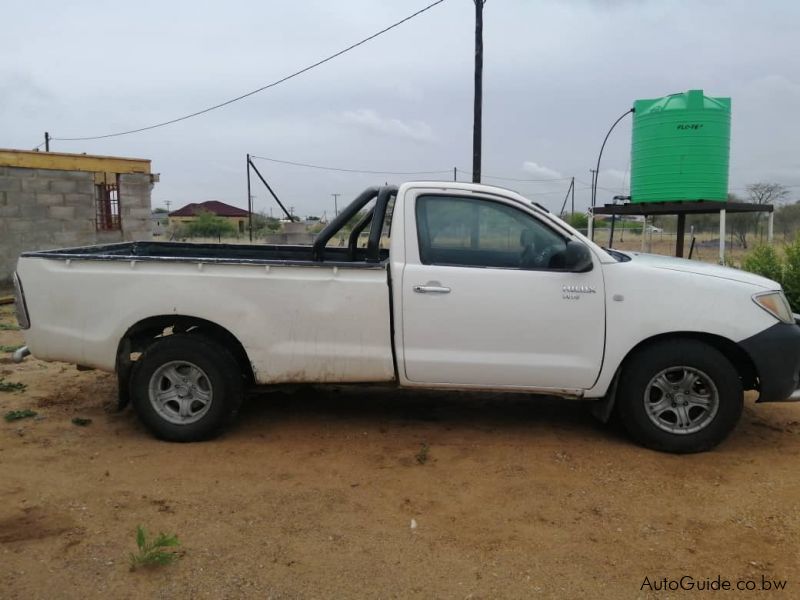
[116,315,255,407]
[620,332,757,390]
[592,331,757,423]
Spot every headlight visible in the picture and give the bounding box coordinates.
[752,291,794,324]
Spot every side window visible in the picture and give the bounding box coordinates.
[416,195,568,270]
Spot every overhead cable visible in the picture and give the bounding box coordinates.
[50,0,447,142]
[249,155,451,176]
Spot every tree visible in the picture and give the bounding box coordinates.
[727,192,756,249]
[727,184,791,249]
[184,211,237,241]
[748,182,790,243]
[746,182,789,206]
[776,202,800,241]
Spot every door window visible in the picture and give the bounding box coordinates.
[416,195,568,269]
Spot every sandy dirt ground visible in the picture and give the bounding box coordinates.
[1,303,799,599]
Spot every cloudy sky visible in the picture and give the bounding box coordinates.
[3,0,799,217]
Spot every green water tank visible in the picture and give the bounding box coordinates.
[630,89,731,202]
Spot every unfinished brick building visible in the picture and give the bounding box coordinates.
[0,149,157,283]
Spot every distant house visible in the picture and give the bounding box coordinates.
[168,201,250,234]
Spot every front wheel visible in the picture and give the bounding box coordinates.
[129,334,243,442]
[616,340,743,453]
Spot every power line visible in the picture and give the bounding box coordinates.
[252,155,581,184]
[575,178,620,194]
[458,169,572,182]
[250,155,451,176]
[49,0,447,142]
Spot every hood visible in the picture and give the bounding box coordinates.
[623,252,779,289]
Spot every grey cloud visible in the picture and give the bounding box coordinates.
[522,161,564,180]
[338,109,436,143]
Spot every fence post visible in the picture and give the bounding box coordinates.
[768,211,774,244]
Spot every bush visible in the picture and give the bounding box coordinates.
[783,238,800,312]
[564,212,588,230]
[184,211,237,239]
[741,240,800,312]
[741,245,783,284]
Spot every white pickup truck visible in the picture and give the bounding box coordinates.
[12,182,800,452]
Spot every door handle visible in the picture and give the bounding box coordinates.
[413,285,451,294]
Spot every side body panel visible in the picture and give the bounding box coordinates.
[17,258,395,384]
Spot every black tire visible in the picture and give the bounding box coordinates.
[616,340,743,453]
[129,334,243,442]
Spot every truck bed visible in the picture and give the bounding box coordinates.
[17,242,396,382]
[21,241,389,268]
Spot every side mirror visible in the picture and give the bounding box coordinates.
[564,240,593,273]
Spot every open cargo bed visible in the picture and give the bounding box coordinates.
[21,185,396,269]
[21,241,388,268]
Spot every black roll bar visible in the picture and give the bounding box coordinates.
[367,186,396,262]
[313,186,379,260]
[312,185,398,261]
[348,207,375,261]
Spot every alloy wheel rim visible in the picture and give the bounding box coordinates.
[643,366,719,435]
[148,360,213,425]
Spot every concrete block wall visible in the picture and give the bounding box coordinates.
[0,167,153,283]
[118,173,154,241]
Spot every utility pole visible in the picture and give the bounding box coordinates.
[472,0,486,184]
[589,169,597,240]
[331,193,341,216]
[165,200,172,212]
[453,167,458,182]
[571,176,575,216]
[246,154,253,241]
[44,132,50,152]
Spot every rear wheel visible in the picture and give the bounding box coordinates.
[129,334,243,441]
[616,340,743,453]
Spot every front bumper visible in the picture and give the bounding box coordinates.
[739,322,800,402]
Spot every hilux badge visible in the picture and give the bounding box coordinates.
[562,285,596,300]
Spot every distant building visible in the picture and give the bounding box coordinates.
[0,148,156,284]
[168,201,250,234]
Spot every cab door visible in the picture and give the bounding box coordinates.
[399,192,605,390]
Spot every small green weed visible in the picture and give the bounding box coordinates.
[415,442,430,465]
[0,379,27,394]
[4,409,37,421]
[71,417,92,427]
[0,323,20,331]
[129,525,181,571]
[0,345,23,353]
